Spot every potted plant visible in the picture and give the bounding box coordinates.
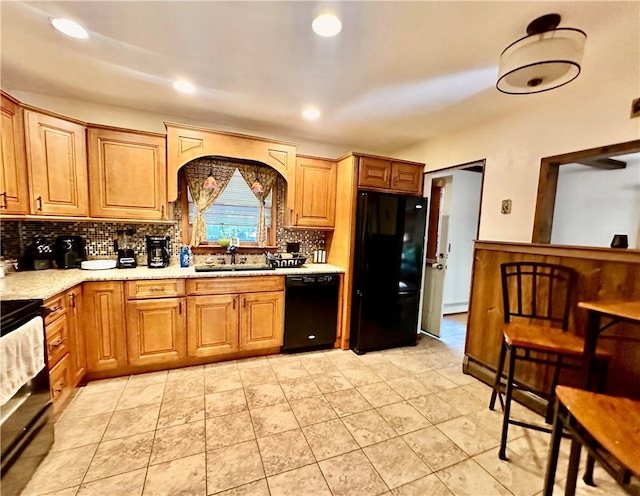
[218,223,231,247]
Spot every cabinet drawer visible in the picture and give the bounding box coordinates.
[126,279,185,299]
[187,276,284,295]
[46,313,70,368]
[49,353,72,407]
[44,294,68,326]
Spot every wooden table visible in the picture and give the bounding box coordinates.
[578,299,640,390]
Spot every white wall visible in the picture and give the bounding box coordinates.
[394,4,640,243]
[438,170,482,313]
[551,154,640,249]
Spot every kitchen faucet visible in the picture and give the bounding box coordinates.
[227,245,238,265]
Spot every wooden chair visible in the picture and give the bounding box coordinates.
[543,386,640,496]
[488,262,612,461]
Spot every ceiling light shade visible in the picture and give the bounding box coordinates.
[203,170,219,189]
[173,80,196,94]
[50,18,89,39]
[250,177,264,194]
[312,14,342,37]
[497,14,586,95]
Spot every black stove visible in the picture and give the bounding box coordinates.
[1,299,45,337]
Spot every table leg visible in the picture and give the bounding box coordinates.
[582,310,601,390]
[543,400,564,496]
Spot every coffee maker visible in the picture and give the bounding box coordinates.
[54,236,86,269]
[146,236,170,268]
[114,229,137,269]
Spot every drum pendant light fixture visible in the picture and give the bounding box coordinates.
[497,14,586,94]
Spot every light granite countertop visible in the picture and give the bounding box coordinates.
[0,263,345,300]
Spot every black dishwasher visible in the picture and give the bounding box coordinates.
[283,274,339,352]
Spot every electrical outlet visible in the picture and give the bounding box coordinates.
[501,199,512,214]
[632,97,640,118]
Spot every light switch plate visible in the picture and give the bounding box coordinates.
[501,199,512,214]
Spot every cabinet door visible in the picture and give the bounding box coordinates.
[83,282,127,372]
[187,295,239,357]
[126,298,186,366]
[391,162,423,194]
[88,128,167,220]
[293,157,337,228]
[25,111,88,216]
[0,94,29,214]
[239,291,284,351]
[45,312,70,369]
[358,157,391,189]
[67,287,86,386]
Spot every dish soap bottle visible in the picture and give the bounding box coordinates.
[180,245,191,268]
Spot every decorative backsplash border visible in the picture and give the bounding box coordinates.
[0,178,327,264]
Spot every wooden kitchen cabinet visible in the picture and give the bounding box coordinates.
[0,92,30,215]
[88,127,167,220]
[292,155,337,228]
[126,298,186,366]
[83,281,127,372]
[358,156,423,195]
[239,291,284,351]
[43,285,85,410]
[186,276,284,357]
[24,110,88,216]
[67,287,86,386]
[187,295,239,357]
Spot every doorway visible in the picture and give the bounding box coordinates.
[419,161,484,339]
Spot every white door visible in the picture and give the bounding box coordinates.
[420,177,450,337]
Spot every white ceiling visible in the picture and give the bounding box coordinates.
[1,1,638,153]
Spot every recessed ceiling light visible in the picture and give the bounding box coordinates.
[302,108,321,120]
[312,14,342,37]
[173,80,196,94]
[50,18,89,39]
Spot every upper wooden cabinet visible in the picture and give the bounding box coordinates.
[88,127,167,220]
[24,110,88,216]
[165,122,297,209]
[292,156,337,228]
[358,156,423,195]
[0,93,29,214]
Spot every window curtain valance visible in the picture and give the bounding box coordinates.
[237,164,278,247]
[184,158,236,247]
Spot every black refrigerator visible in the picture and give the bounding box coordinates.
[351,191,427,354]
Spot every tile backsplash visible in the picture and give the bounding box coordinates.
[0,178,327,264]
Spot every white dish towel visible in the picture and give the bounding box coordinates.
[0,316,45,406]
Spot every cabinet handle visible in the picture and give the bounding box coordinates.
[49,337,65,349]
[161,205,165,218]
[178,302,182,314]
[296,213,299,224]
[69,293,76,308]
[49,305,63,313]
[242,297,246,308]
[0,192,6,209]
[232,298,236,310]
[148,287,165,292]
[54,380,65,395]
[36,196,42,211]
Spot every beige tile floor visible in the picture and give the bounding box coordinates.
[21,314,629,496]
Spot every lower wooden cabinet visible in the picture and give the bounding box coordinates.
[240,291,284,351]
[187,295,239,358]
[49,354,73,410]
[127,297,186,366]
[83,281,127,372]
[44,285,85,410]
[186,279,284,358]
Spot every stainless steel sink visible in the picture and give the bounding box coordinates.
[194,264,274,272]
